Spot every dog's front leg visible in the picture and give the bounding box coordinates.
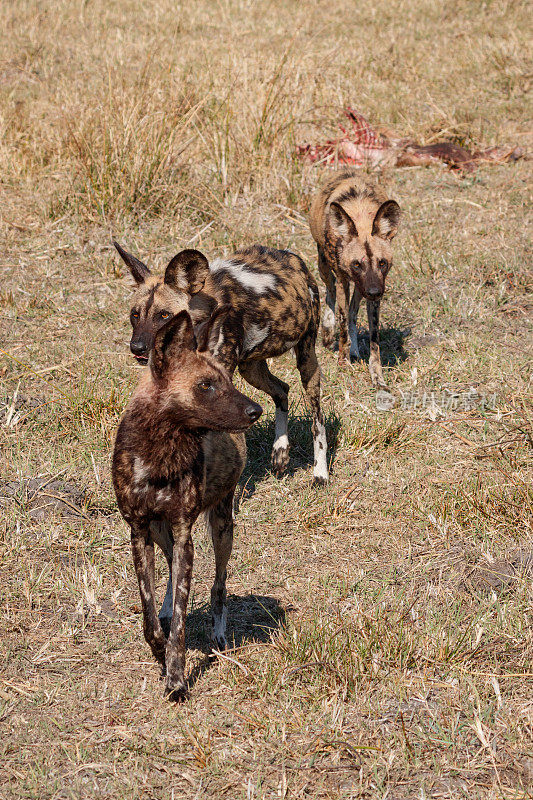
[336,277,351,366]
[164,520,194,702]
[367,299,386,387]
[349,287,362,360]
[131,524,167,666]
[318,247,336,349]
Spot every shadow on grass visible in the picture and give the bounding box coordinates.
[185,593,286,691]
[238,410,342,501]
[353,325,410,367]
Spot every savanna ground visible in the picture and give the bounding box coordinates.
[0,0,532,797]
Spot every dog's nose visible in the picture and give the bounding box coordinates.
[130,340,147,356]
[245,402,262,422]
[367,287,382,299]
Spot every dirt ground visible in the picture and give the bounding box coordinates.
[0,0,532,797]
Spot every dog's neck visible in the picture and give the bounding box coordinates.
[188,289,218,327]
[124,395,204,481]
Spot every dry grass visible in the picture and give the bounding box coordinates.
[1,0,532,797]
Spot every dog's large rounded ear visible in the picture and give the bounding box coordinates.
[196,304,231,354]
[113,241,151,284]
[164,249,210,295]
[151,310,197,376]
[372,200,401,240]
[328,202,358,239]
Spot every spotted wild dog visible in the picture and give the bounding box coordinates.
[112,308,262,702]
[113,242,329,484]
[309,169,401,386]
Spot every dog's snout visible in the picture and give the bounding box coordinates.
[367,287,382,299]
[245,402,263,423]
[131,340,148,356]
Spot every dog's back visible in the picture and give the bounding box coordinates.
[204,245,319,364]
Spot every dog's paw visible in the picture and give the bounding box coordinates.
[211,609,227,653]
[271,444,290,477]
[211,635,226,652]
[164,681,188,703]
[370,370,387,389]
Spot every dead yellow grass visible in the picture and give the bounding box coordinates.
[0,0,532,797]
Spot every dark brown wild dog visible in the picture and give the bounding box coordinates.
[309,169,401,386]
[112,308,262,702]
[113,242,328,484]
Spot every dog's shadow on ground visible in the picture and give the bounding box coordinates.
[238,411,342,501]
[353,325,410,367]
[185,593,286,691]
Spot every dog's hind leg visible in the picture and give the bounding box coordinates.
[150,519,174,638]
[295,330,329,485]
[165,521,194,702]
[206,492,234,652]
[318,247,336,349]
[238,359,290,477]
[131,523,167,665]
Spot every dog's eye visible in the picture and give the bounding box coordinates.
[352,260,363,271]
[197,381,214,392]
[131,310,139,320]
[159,310,170,320]
[379,259,388,271]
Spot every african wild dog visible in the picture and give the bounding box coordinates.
[309,169,401,386]
[112,308,262,701]
[113,242,329,484]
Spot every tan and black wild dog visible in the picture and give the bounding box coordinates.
[113,242,329,484]
[309,169,401,386]
[113,308,262,701]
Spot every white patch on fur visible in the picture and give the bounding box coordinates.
[273,406,288,451]
[323,304,335,331]
[133,457,149,493]
[273,433,289,451]
[210,258,277,295]
[209,258,230,273]
[156,487,172,504]
[323,286,336,332]
[243,323,270,354]
[313,417,329,482]
[309,287,317,302]
[212,325,225,358]
[212,606,227,646]
[140,579,151,602]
